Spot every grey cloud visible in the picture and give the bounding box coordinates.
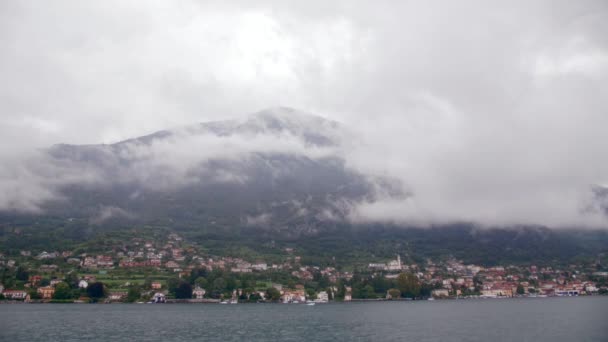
[0,110,346,211]
[89,205,135,225]
[0,1,607,228]
[245,213,272,226]
[0,150,104,212]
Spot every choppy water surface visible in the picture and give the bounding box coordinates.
[1,297,606,341]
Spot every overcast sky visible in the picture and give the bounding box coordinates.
[1,1,608,227]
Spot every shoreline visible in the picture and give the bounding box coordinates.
[1,295,604,305]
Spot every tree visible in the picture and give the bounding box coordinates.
[388,288,401,299]
[87,282,106,299]
[53,282,72,300]
[397,273,421,298]
[306,288,317,300]
[420,283,435,298]
[335,282,346,300]
[189,268,208,284]
[64,272,79,288]
[242,287,256,301]
[126,286,141,302]
[318,275,330,289]
[226,277,238,291]
[213,277,226,292]
[175,282,193,299]
[28,289,41,300]
[167,277,181,294]
[195,277,208,289]
[353,283,375,299]
[266,287,281,301]
[248,292,261,302]
[15,267,29,282]
[361,285,376,299]
[241,278,256,290]
[371,276,389,294]
[516,284,525,295]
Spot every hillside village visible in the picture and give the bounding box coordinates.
[1,232,606,303]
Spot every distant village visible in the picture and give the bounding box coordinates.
[1,232,606,304]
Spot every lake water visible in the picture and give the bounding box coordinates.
[1,297,606,341]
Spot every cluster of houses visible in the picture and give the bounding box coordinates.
[0,284,55,300]
[362,257,606,298]
[369,255,409,272]
[415,261,605,298]
[278,284,329,303]
[0,275,93,301]
[1,233,606,302]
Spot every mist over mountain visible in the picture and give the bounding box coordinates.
[0,107,400,229]
[1,106,607,233]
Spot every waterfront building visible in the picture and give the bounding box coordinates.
[316,291,329,302]
[193,286,206,299]
[3,290,27,299]
[37,286,55,299]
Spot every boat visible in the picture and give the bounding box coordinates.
[220,300,229,304]
[229,299,238,304]
[152,293,166,303]
[427,297,435,301]
[306,302,315,306]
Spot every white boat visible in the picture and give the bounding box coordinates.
[427,297,435,301]
[229,299,238,304]
[306,302,315,306]
[220,301,229,304]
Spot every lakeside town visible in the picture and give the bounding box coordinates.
[1,232,606,304]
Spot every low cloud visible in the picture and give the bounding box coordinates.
[89,205,135,225]
[0,2,607,229]
[0,111,345,212]
[1,106,608,229]
[245,213,272,226]
[0,150,104,213]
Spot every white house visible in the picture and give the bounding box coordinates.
[193,286,206,299]
[316,291,329,303]
[251,263,268,271]
[432,289,450,298]
[108,291,127,301]
[386,255,403,271]
[368,263,387,270]
[585,285,599,293]
[3,290,27,299]
[344,287,352,301]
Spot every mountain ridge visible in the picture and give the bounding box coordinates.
[27,107,381,229]
[1,107,607,265]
